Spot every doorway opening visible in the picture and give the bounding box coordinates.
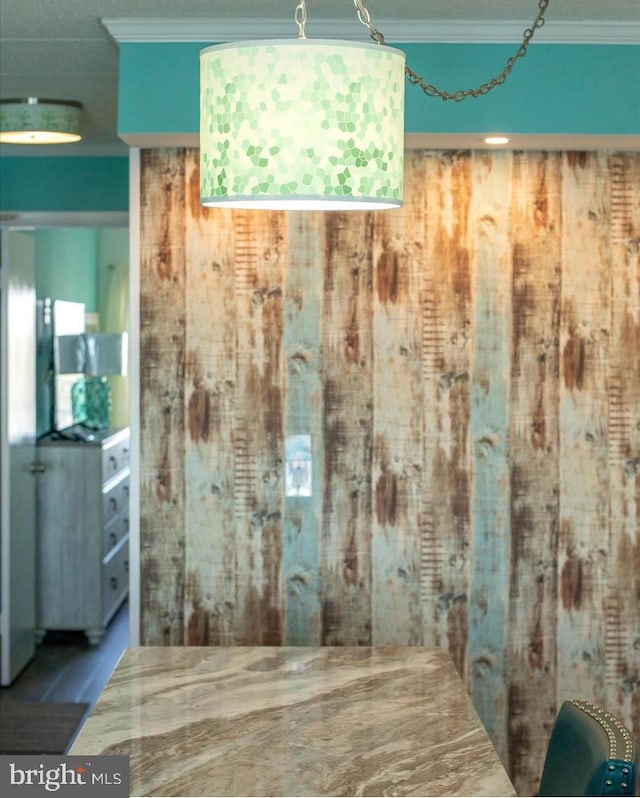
[0,211,135,697]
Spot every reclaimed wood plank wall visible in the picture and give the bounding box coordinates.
[139,148,640,796]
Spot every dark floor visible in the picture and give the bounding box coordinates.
[0,601,129,747]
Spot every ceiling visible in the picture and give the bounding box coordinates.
[1,1,639,156]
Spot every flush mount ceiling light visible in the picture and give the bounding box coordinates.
[0,97,83,144]
[200,0,550,211]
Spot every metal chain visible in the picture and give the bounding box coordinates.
[353,0,385,45]
[353,0,550,101]
[295,1,307,39]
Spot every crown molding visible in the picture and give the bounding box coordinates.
[102,17,640,46]
[118,132,640,153]
[0,211,128,228]
[0,143,129,158]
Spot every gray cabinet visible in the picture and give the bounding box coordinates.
[36,427,130,645]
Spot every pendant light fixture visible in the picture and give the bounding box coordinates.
[199,0,550,211]
[200,4,405,210]
[0,97,83,144]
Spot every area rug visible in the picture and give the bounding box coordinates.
[0,701,89,754]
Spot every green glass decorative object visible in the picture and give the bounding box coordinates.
[73,376,113,430]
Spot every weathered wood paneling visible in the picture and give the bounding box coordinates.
[233,210,286,645]
[606,152,640,736]
[557,151,611,706]
[283,212,325,644]
[468,151,513,758]
[506,152,562,796]
[370,151,425,646]
[139,148,187,645]
[139,148,640,795]
[183,150,237,645]
[321,212,374,646]
[422,151,473,676]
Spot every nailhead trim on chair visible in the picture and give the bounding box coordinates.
[569,699,637,796]
[569,700,634,763]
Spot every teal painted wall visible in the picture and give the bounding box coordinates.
[118,42,640,138]
[401,44,640,135]
[29,227,99,436]
[0,157,129,212]
[98,227,130,428]
[29,226,130,435]
[119,43,200,135]
[33,227,99,311]
[2,43,636,215]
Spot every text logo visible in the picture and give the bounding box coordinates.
[1,756,129,797]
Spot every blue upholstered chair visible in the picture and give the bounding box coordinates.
[538,699,639,796]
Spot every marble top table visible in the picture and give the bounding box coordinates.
[70,646,516,797]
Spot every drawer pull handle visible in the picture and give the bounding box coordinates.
[109,497,118,512]
[123,517,129,532]
[109,455,118,470]
[110,576,119,590]
[124,559,129,574]
[124,485,130,497]
[109,531,118,546]
[122,447,129,456]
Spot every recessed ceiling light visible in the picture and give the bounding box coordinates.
[484,135,510,145]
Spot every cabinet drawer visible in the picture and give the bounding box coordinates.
[102,472,129,526]
[103,512,129,557]
[102,535,129,623]
[102,434,130,479]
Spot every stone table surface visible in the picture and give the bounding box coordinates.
[70,646,516,797]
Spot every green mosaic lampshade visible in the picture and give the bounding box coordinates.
[0,98,82,144]
[200,39,405,210]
